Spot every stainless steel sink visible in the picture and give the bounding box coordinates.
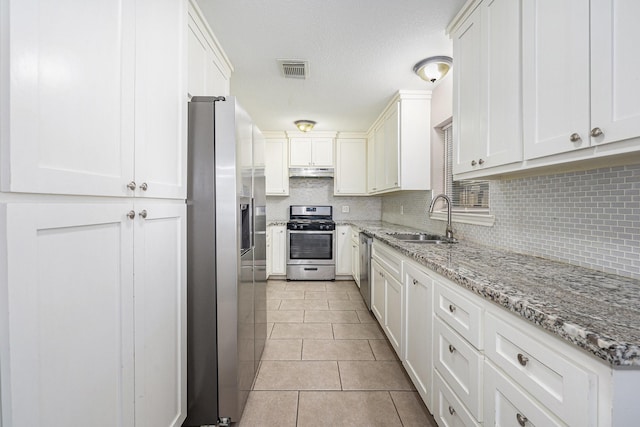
[385,232,457,244]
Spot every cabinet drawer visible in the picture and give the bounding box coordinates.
[434,281,483,348]
[372,241,402,282]
[484,361,564,427]
[434,371,480,427]
[484,312,596,426]
[434,317,483,421]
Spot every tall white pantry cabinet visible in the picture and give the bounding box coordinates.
[0,0,193,426]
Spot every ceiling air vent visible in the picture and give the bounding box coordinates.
[277,59,309,79]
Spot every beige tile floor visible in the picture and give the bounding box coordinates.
[239,279,438,427]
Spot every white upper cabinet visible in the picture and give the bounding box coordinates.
[452,0,522,175]
[135,0,188,199]
[265,137,289,195]
[450,0,640,179]
[335,137,367,195]
[187,0,232,98]
[590,0,640,147]
[289,137,334,167]
[522,0,590,159]
[1,0,136,197]
[367,91,432,194]
[1,0,188,199]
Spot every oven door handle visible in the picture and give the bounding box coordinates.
[287,230,335,234]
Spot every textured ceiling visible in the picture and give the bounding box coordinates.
[196,0,466,132]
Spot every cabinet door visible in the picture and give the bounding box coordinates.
[383,103,400,189]
[384,274,403,357]
[481,0,522,168]
[373,124,386,191]
[289,138,313,166]
[335,138,367,195]
[591,0,640,147]
[453,5,483,175]
[311,138,334,166]
[366,132,376,193]
[134,203,186,427]
[135,0,188,199]
[336,225,353,275]
[371,260,386,323]
[522,0,590,159]
[265,139,289,195]
[351,237,360,285]
[2,0,136,196]
[270,226,287,275]
[404,263,434,409]
[2,203,135,426]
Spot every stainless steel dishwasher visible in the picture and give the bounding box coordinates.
[359,233,373,311]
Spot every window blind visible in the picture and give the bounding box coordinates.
[443,124,490,210]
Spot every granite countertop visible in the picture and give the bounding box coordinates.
[342,220,640,367]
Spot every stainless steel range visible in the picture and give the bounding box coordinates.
[286,205,336,280]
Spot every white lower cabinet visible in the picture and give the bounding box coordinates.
[403,261,434,408]
[351,229,360,286]
[336,225,352,276]
[434,371,480,427]
[1,202,186,426]
[268,225,286,276]
[384,273,403,355]
[434,317,483,421]
[371,259,386,323]
[484,361,564,427]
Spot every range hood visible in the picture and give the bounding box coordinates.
[289,167,334,178]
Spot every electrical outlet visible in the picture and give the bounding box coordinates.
[342,205,350,213]
[401,205,404,215]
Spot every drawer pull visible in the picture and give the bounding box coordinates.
[448,344,456,354]
[517,353,529,366]
[412,278,418,285]
[448,406,456,416]
[516,413,528,426]
[448,304,456,313]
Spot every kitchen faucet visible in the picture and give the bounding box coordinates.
[429,193,454,239]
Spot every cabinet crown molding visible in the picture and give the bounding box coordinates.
[446,0,482,35]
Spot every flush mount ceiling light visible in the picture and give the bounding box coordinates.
[294,120,316,132]
[413,56,453,83]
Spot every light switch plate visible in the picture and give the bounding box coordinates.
[342,205,350,213]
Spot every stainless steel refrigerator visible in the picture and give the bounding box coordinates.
[184,96,266,426]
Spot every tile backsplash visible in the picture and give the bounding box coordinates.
[267,178,382,221]
[381,163,640,279]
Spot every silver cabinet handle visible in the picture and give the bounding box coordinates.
[591,127,603,137]
[448,344,456,353]
[139,182,148,191]
[516,413,528,426]
[449,304,456,313]
[127,181,136,191]
[478,158,484,165]
[139,210,147,219]
[471,160,477,166]
[517,353,529,366]
[570,133,581,142]
[448,406,456,415]
[412,278,418,285]
[127,210,135,219]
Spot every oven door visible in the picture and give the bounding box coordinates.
[287,230,335,265]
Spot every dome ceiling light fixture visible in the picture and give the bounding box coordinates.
[413,56,453,83]
[294,120,316,132]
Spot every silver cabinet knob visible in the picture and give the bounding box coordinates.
[412,278,418,285]
[139,182,148,191]
[591,127,603,137]
[517,353,529,366]
[127,181,136,191]
[127,210,135,219]
[516,413,528,426]
[448,344,456,353]
[478,158,484,165]
[570,133,581,142]
[449,304,456,313]
[448,406,456,416]
[471,160,477,166]
[139,210,148,219]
